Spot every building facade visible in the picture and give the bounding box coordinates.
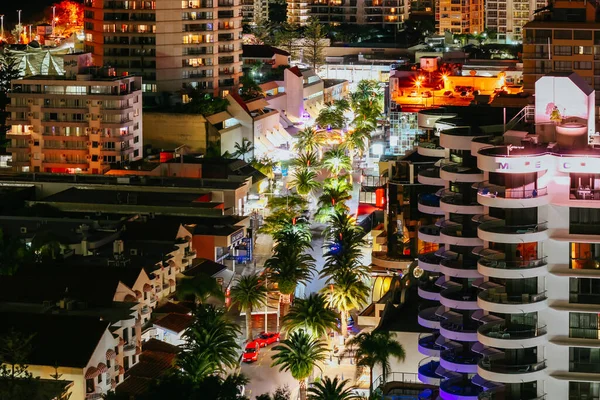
[485,0,546,44]
[287,0,408,26]
[83,0,243,100]
[436,0,483,34]
[241,0,268,24]
[6,53,143,174]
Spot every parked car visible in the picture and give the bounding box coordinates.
[422,91,432,98]
[443,91,453,97]
[256,332,280,347]
[242,341,260,363]
[460,91,469,97]
[410,91,418,97]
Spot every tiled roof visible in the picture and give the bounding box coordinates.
[153,302,192,315]
[242,44,290,58]
[154,313,193,334]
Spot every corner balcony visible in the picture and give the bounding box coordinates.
[371,251,413,270]
[478,321,548,348]
[475,182,550,209]
[440,377,483,400]
[418,358,441,385]
[440,349,480,374]
[440,319,479,342]
[418,193,444,216]
[439,191,484,215]
[477,220,549,244]
[418,306,443,329]
[418,139,446,158]
[478,355,547,384]
[418,224,442,244]
[471,136,503,157]
[440,286,479,310]
[418,250,442,272]
[477,256,548,279]
[418,279,442,301]
[478,391,546,400]
[418,167,445,186]
[440,164,484,183]
[439,127,483,151]
[476,145,549,174]
[440,224,483,247]
[440,256,482,279]
[477,288,548,314]
[418,333,443,357]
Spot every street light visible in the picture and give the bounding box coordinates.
[52,6,56,37]
[17,10,22,43]
[0,15,4,42]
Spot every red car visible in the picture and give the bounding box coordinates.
[255,332,280,347]
[242,341,260,362]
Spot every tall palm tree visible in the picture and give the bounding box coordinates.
[341,127,371,164]
[179,304,241,380]
[289,168,320,198]
[345,330,406,394]
[291,151,321,171]
[307,377,359,400]
[177,273,225,304]
[322,147,352,176]
[271,331,328,400]
[323,269,369,337]
[282,293,338,339]
[294,127,326,153]
[316,106,346,130]
[230,273,268,342]
[316,177,352,223]
[233,138,254,162]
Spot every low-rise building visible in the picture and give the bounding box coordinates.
[322,79,349,103]
[242,45,291,69]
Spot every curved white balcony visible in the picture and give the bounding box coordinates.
[418,193,444,216]
[475,182,550,209]
[418,306,443,329]
[478,392,546,400]
[418,250,442,272]
[440,191,485,215]
[471,136,503,157]
[371,251,413,270]
[418,333,442,357]
[440,164,484,183]
[477,220,549,244]
[440,224,483,247]
[439,127,482,151]
[418,358,441,385]
[477,145,549,173]
[477,256,548,279]
[478,356,547,384]
[440,377,482,400]
[418,224,443,244]
[440,257,482,279]
[418,167,445,186]
[418,279,442,301]
[478,289,548,314]
[418,109,457,129]
[440,319,479,342]
[440,350,480,374]
[440,287,479,310]
[478,321,548,349]
[418,140,446,158]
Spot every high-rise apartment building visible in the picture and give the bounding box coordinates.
[241,0,268,24]
[83,0,242,101]
[485,0,546,44]
[415,71,600,400]
[436,0,483,34]
[6,53,143,174]
[287,0,408,26]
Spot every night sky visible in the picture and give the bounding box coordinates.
[3,0,59,28]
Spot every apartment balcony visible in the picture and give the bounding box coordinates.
[478,321,547,349]
[418,193,444,216]
[440,164,484,183]
[418,140,445,158]
[471,136,503,157]
[440,286,479,310]
[440,128,484,151]
[439,191,484,215]
[371,251,413,270]
[6,131,32,139]
[478,391,546,400]
[417,358,441,385]
[418,333,442,357]
[418,167,445,186]
[440,350,480,374]
[42,160,88,169]
[418,279,442,301]
[418,250,442,272]
[6,146,31,153]
[478,355,547,384]
[477,220,549,244]
[477,256,548,279]
[141,305,151,315]
[440,377,482,400]
[476,145,549,173]
[42,134,88,142]
[123,343,136,356]
[440,319,479,342]
[418,306,443,329]
[440,223,483,247]
[475,182,549,208]
[418,224,442,244]
[477,287,548,314]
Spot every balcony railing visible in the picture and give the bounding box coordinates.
[476,182,548,199]
[418,193,440,207]
[479,289,547,305]
[478,220,548,235]
[479,356,547,375]
[478,321,547,340]
[479,392,546,400]
[478,256,547,270]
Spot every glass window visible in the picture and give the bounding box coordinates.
[570,312,600,339]
[570,347,600,373]
[569,382,600,400]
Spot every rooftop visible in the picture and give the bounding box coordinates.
[322,79,348,88]
[154,313,194,334]
[154,302,192,315]
[184,258,228,277]
[242,44,290,58]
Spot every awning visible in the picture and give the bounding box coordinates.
[118,365,125,374]
[247,98,270,112]
[169,279,175,287]
[118,338,126,346]
[85,366,99,379]
[134,290,142,299]
[143,283,153,292]
[124,294,136,302]
[168,260,176,267]
[97,363,107,374]
[206,111,233,125]
[106,349,117,360]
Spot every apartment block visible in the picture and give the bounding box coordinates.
[241,0,268,24]
[436,0,483,34]
[83,0,243,100]
[6,53,143,174]
[485,0,546,44]
[287,0,408,26]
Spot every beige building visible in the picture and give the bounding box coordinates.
[83,0,243,100]
[287,0,408,26]
[242,0,268,24]
[436,0,483,34]
[6,52,143,174]
[485,0,546,44]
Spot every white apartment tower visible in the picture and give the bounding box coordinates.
[485,0,546,43]
[415,72,600,400]
[6,53,143,174]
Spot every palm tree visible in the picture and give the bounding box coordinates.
[291,151,321,171]
[233,138,254,162]
[341,127,371,164]
[316,178,352,223]
[177,273,225,304]
[271,331,328,400]
[307,377,359,400]
[282,293,338,339]
[294,127,326,153]
[179,304,242,380]
[316,106,346,130]
[289,168,320,198]
[322,147,352,176]
[230,273,268,342]
[345,330,406,394]
[323,269,369,338]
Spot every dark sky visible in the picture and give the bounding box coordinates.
[3,0,58,28]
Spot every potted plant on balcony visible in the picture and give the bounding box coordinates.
[550,105,563,124]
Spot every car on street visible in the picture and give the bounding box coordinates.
[410,91,418,97]
[421,91,432,98]
[242,341,260,363]
[443,91,453,97]
[460,91,469,97]
[255,332,280,347]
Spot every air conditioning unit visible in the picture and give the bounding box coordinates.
[85,128,91,133]
[27,99,33,104]
[85,114,91,119]
[86,100,92,105]
[27,112,32,117]
[97,101,103,106]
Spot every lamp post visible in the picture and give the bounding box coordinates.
[17,10,22,43]
[52,6,56,36]
[0,15,4,42]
